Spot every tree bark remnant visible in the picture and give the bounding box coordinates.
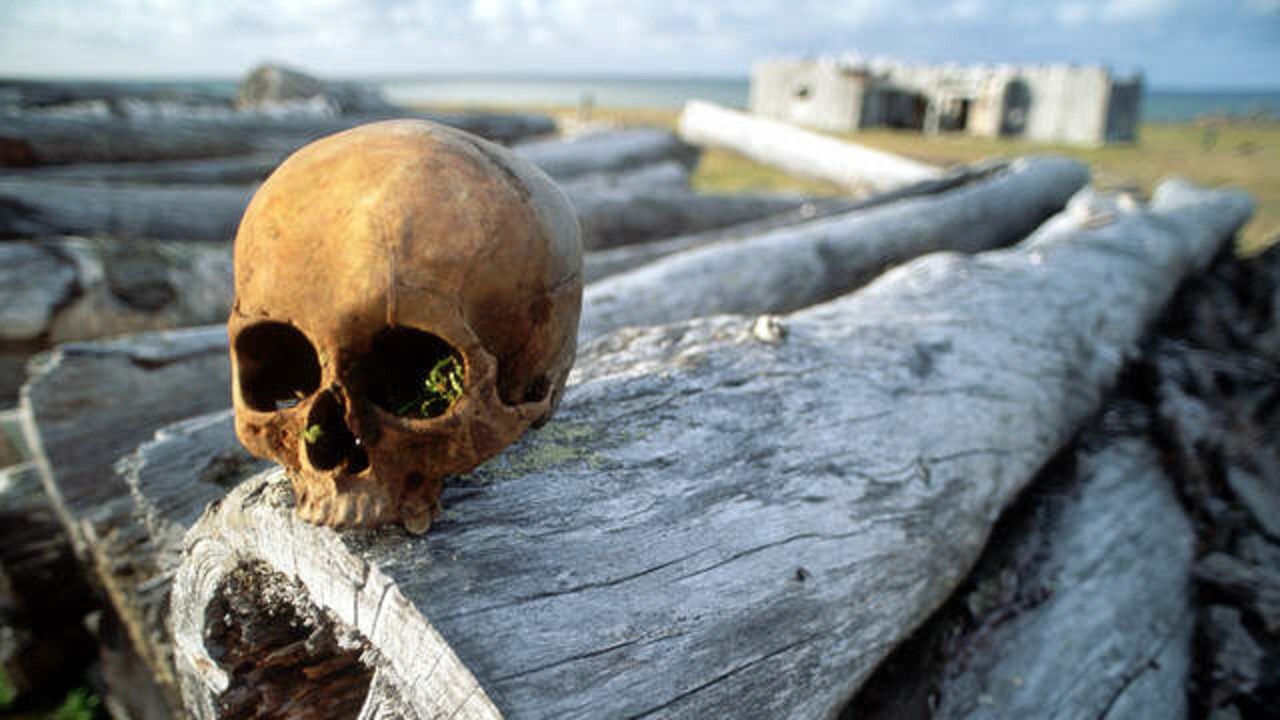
[167,179,1251,718]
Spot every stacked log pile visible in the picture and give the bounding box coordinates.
[2,80,1274,717]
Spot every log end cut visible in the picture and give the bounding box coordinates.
[172,471,496,720]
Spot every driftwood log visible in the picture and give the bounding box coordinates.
[16,327,232,716]
[163,180,1250,718]
[580,155,1087,340]
[0,238,232,403]
[0,78,230,115]
[581,162,1007,283]
[4,153,288,185]
[568,189,809,251]
[849,401,1197,719]
[0,177,800,252]
[0,180,252,242]
[513,128,699,180]
[0,111,554,166]
[678,100,940,192]
[557,159,689,194]
[0,130,693,188]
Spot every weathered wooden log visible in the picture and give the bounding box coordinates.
[0,77,232,115]
[850,403,1197,718]
[20,326,232,552]
[557,159,690,194]
[678,100,941,192]
[0,180,252,242]
[568,188,809,251]
[4,153,287,185]
[0,111,555,166]
[580,155,1087,340]
[0,237,233,403]
[513,128,699,180]
[582,161,1004,283]
[15,326,232,714]
[0,462,99,700]
[0,175,795,251]
[165,179,1251,718]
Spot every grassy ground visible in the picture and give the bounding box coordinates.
[418,103,1278,252]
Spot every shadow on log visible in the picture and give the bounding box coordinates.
[165,180,1250,717]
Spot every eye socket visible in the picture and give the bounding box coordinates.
[361,327,465,419]
[235,322,322,412]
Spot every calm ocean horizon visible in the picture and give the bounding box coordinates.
[378,75,1280,123]
[11,75,1277,123]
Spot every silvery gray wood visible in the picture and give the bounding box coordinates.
[932,435,1195,719]
[0,243,78,342]
[0,111,555,166]
[556,159,690,194]
[15,325,233,714]
[168,179,1251,719]
[568,188,809,250]
[512,128,699,180]
[580,161,1007,283]
[0,237,232,403]
[0,180,253,242]
[0,177,782,251]
[580,155,1088,340]
[4,153,287,185]
[678,100,941,192]
[20,325,232,550]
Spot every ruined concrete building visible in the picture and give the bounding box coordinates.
[751,56,1142,146]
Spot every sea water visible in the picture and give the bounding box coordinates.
[7,75,1276,122]
[379,75,1280,123]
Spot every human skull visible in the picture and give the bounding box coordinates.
[229,120,582,533]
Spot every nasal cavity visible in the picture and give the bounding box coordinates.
[304,390,369,473]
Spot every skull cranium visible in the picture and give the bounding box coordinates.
[229,120,582,533]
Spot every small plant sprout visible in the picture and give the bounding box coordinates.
[394,354,465,418]
[303,424,324,445]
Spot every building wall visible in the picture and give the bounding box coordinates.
[750,58,1142,146]
[1015,65,1111,146]
[750,60,865,132]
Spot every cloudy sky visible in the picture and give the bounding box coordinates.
[1,0,1277,88]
